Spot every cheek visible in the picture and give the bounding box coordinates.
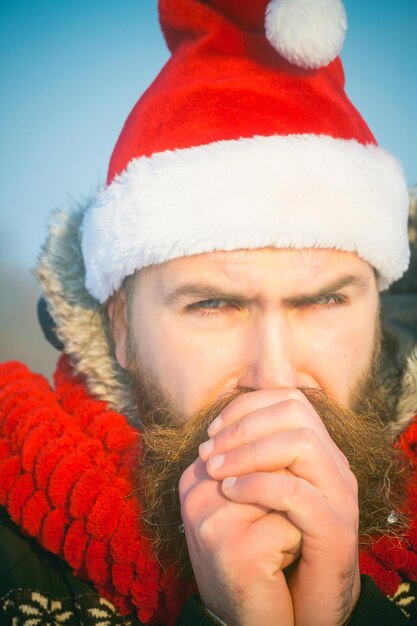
[301,312,376,404]
[335,331,375,403]
[135,315,242,417]
[338,306,377,370]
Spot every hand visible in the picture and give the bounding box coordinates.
[179,456,301,626]
[180,389,360,626]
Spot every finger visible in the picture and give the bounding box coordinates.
[246,510,303,571]
[179,461,270,524]
[180,471,270,547]
[208,388,311,436]
[205,428,357,500]
[201,398,348,475]
[222,472,358,536]
[181,475,303,574]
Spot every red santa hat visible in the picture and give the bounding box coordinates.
[82,0,409,303]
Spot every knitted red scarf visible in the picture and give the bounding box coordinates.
[1,356,417,624]
[0,356,194,625]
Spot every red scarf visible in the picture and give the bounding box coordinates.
[1,356,417,623]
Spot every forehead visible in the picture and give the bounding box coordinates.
[139,247,375,294]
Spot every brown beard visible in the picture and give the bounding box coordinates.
[128,353,412,581]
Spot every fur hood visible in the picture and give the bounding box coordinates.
[37,186,417,432]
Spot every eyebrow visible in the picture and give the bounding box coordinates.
[282,274,370,307]
[161,284,250,306]
[161,274,370,307]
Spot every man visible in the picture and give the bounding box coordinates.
[1,0,416,624]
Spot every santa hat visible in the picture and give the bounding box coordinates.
[82,0,409,303]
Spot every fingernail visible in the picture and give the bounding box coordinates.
[208,453,225,470]
[222,476,237,489]
[199,439,214,458]
[207,413,222,436]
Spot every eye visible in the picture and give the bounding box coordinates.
[197,299,226,309]
[186,299,240,318]
[312,293,347,307]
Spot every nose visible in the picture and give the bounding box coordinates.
[237,312,298,391]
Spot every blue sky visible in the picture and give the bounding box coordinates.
[0,0,416,273]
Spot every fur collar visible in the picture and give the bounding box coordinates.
[37,206,138,424]
[37,188,417,431]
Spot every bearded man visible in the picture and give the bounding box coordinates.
[1,1,417,625]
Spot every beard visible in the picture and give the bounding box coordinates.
[127,337,412,581]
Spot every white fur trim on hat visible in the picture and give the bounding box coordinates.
[81,134,409,302]
[265,0,347,69]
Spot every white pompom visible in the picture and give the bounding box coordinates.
[265,0,347,69]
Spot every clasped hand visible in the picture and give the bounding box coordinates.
[179,389,361,626]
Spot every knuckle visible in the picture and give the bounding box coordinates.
[229,418,247,444]
[281,397,308,420]
[297,427,317,453]
[339,463,359,499]
[288,477,308,506]
[179,485,201,524]
[246,439,258,466]
[288,387,309,403]
[197,514,224,549]
[339,450,351,469]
